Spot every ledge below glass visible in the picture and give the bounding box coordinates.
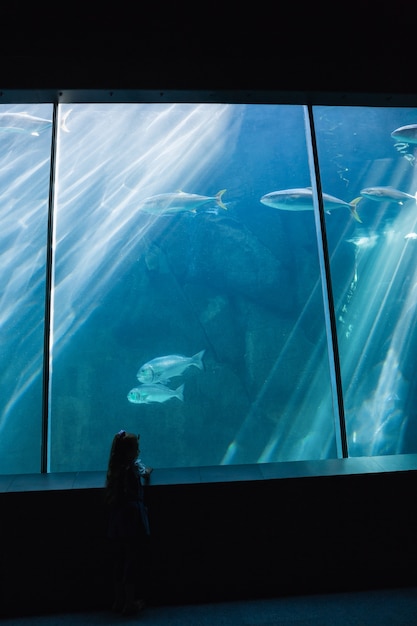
[1,453,417,493]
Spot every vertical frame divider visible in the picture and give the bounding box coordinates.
[41,102,59,473]
[303,104,348,458]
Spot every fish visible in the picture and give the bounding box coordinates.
[384,393,400,403]
[0,109,71,135]
[346,234,378,249]
[127,383,185,404]
[137,190,227,215]
[360,186,417,205]
[404,232,417,240]
[391,124,417,144]
[137,349,205,384]
[260,187,363,223]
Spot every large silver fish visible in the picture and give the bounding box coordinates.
[260,188,363,222]
[137,350,205,384]
[360,186,417,205]
[391,124,417,144]
[0,110,71,135]
[127,383,184,404]
[137,190,227,215]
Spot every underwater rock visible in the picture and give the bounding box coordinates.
[182,215,291,313]
[238,299,315,402]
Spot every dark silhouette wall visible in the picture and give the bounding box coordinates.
[1,470,417,617]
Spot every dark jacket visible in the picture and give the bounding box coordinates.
[107,461,150,539]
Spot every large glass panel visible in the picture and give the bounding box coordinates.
[49,103,339,472]
[314,106,417,456]
[0,104,53,473]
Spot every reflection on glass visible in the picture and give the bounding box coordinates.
[0,104,53,473]
[50,103,338,472]
[314,106,417,456]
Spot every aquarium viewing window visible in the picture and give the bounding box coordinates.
[1,92,417,475]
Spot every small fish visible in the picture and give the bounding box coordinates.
[260,187,363,222]
[384,393,400,403]
[346,234,378,249]
[137,190,227,215]
[137,350,205,384]
[360,186,417,205]
[404,232,417,240]
[127,383,185,404]
[391,124,417,144]
[0,109,71,135]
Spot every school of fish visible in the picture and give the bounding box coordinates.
[0,108,416,230]
[127,350,205,405]
[121,116,417,410]
[258,122,417,231]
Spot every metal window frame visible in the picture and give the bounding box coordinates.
[2,88,414,472]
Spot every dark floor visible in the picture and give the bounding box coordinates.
[2,587,417,626]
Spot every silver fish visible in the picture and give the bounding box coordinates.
[137,190,227,215]
[404,232,417,240]
[260,187,362,223]
[137,350,205,384]
[391,124,417,144]
[360,186,417,205]
[0,110,71,135]
[127,383,184,404]
[346,234,378,249]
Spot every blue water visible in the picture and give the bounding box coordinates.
[1,102,417,473]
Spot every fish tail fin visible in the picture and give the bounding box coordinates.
[349,197,363,223]
[60,108,72,133]
[176,383,185,402]
[192,349,206,371]
[215,189,228,210]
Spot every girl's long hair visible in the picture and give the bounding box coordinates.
[104,430,139,506]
